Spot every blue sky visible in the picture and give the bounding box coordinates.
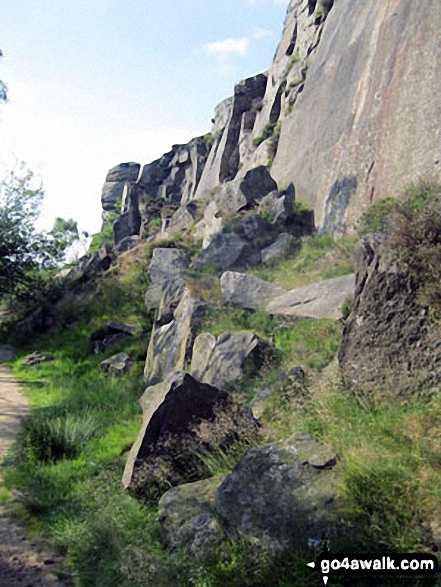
[0,0,288,235]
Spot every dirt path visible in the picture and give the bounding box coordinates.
[0,345,72,587]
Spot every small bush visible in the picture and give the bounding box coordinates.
[388,179,441,315]
[253,121,277,147]
[357,197,398,236]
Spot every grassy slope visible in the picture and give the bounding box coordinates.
[250,234,356,290]
[2,235,440,587]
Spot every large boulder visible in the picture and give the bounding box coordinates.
[144,248,191,310]
[22,351,54,367]
[261,233,295,264]
[220,271,286,310]
[267,273,355,320]
[339,234,441,398]
[100,352,132,376]
[190,331,276,388]
[193,233,260,272]
[155,279,187,326]
[122,372,249,496]
[101,162,140,211]
[145,289,205,384]
[215,432,345,549]
[158,475,226,557]
[195,167,278,247]
[90,322,134,354]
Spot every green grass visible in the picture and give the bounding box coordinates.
[251,234,356,290]
[261,361,441,558]
[3,222,441,586]
[200,306,280,339]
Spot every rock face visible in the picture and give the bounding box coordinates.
[271,0,441,230]
[123,372,244,495]
[267,273,355,320]
[144,248,190,310]
[190,331,275,388]
[101,162,140,212]
[194,75,268,199]
[260,232,295,264]
[99,0,441,241]
[145,289,204,385]
[220,271,286,310]
[339,234,441,398]
[215,432,343,549]
[195,166,278,248]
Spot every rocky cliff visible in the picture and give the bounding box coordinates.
[98,0,441,246]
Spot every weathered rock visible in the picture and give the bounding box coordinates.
[267,273,355,320]
[75,246,114,280]
[271,0,441,230]
[155,279,187,325]
[220,271,286,310]
[149,247,190,283]
[195,166,278,247]
[194,75,268,200]
[114,235,141,253]
[144,248,191,310]
[339,234,441,398]
[101,162,140,212]
[122,372,236,495]
[193,233,260,272]
[100,352,132,376]
[90,322,134,353]
[215,432,344,549]
[22,351,54,367]
[158,475,226,557]
[106,162,141,184]
[166,204,197,233]
[215,167,277,216]
[233,214,272,243]
[191,331,276,387]
[145,289,205,384]
[261,233,295,264]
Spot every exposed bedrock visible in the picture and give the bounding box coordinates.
[271,0,441,230]
[339,234,441,398]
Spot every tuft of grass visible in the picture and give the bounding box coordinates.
[200,306,280,340]
[261,358,441,556]
[18,408,99,463]
[274,318,342,371]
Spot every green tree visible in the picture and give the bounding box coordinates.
[0,165,79,303]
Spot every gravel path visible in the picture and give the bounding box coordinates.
[0,345,72,587]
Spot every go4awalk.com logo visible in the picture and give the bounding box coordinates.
[306,552,439,585]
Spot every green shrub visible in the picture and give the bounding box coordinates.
[387,179,441,315]
[19,408,98,463]
[357,197,398,236]
[253,121,277,147]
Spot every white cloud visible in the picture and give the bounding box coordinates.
[252,27,273,40]
[203,37,250,60]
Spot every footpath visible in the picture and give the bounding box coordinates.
[0,344,71,587]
